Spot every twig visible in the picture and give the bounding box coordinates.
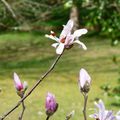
[18,101,25,120]
[46,116,50,120]
[0,52,63,120]
[65,110,75,120]
[0,0,19,23]
[1,0,16,18]
[82,93,88,120]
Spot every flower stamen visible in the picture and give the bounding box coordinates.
[60,37,66,43]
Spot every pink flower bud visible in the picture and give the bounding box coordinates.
[14,72,23,91]
[45,92,58,116]
[13,72,28,97]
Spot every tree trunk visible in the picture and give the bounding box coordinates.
[70,5,79,32]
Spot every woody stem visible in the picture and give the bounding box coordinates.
[82,93,88,120]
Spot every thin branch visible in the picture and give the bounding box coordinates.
[65,110,75,120]
[0,0,19,24]
[46,116,50,120]
[82,93,88,120]
[1,0,16,18]
[0,52,64,120]
[18,101,25,120]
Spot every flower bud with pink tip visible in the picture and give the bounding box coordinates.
[79,68,91,93]
[45,92,58,117]
[13,72,28,97]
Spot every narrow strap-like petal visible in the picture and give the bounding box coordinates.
[97,100,106,120]
[89,113,98,119]
[51,43,59,48]
[45,34,59,41]
[105,111,114,120]
[74,40,87,50]
[73,29,88,38]
[60,19,73,39]
[64,35,74,45]
[56,43,64,54]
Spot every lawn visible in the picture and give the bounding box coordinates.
[0,32,120,120]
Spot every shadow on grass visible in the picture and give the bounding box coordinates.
[0,56,55,69]
[111,102,120,107]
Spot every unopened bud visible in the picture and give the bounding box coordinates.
[13,72,28,98]
[79,68,91,93]
[45,92,58,117]
[80,81,90,93]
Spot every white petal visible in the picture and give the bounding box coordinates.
[66,19,74,29]
[117,111,120,115]
[60,19,73,39]
[110,116,116,120]
[45,34,59,41]
[23,81,28,90]
[73,29,88,38]
[64,35,74,45]
[51,43,59,48]
[116,116,120,120]
[105,111,114,120]
[56,43,64,54]
[116,111,120,120]
[94,100,105,112]
[96,100,106,120]
[50,31,54,34]
[79,68,91,88]
[74,40,87,50]
[98,100,105,111]
[89,114,98,119]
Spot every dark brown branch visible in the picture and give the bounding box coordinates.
[18,101,25,120]
[46,116,50,120]
[0,52,63,120]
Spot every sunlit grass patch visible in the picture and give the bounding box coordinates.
[0,32,120,119]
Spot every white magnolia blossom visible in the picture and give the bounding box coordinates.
[79,68,91,89]
[90,100,116,120]
[45,19,88,54]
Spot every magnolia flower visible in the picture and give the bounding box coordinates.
[45,92,58,116]
[45,19,87,54]
[13,72,28,97]
[79,68,91,93]
[89,100,116,120]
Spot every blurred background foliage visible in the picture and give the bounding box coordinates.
[0,0,120,43]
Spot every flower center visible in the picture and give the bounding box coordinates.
[96,118,100,120]
[60,37,66,43]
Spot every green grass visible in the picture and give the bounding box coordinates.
[0,32,120,120]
